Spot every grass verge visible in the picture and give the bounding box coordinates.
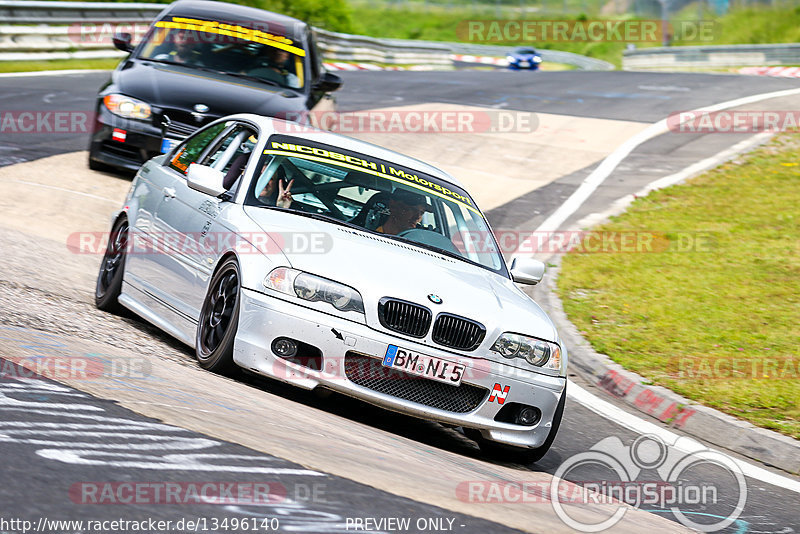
[557,132,800,439]
[0,58,121,73]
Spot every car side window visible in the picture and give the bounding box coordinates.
[203,126,259,192]
[203,126,257,170]
[167,122,228,175]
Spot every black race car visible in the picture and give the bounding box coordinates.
[89,0,342,172]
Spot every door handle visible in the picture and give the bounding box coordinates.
[162,187,176,199]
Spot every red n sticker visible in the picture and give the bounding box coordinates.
[488,383,510,404]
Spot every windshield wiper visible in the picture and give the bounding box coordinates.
[386,233,497,271]
[220,71,282,88]
[278,210,364,230]
[141,59,282,87]
[141,57,198,68]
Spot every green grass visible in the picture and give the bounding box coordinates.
[0,58,122,73]
[348,3,800,67]
[350,6,630,66]
[673,4,800,46]
[557,132,800,439]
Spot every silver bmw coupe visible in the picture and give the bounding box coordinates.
[95,114,568,463]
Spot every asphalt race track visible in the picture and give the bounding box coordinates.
[0,69,798,534]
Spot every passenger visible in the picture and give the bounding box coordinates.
[376,189,431,235]
[258,172,294,208]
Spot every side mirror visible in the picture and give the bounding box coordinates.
[314,71,342,93]
[187,164,226,197]
[509,257,545,285]
[112,32,134,53]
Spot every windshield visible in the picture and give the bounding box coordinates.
[245,135,507,275]
[138,16,305,90]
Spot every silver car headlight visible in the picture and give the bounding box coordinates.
[103,93,152,120]
[264,267,365,314]
[491,333,561,371]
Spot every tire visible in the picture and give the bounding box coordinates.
[88,150,114,172]
[88,157,107,171]
[95,217,128,313]
[195,257,242,375]
[475,383,567,465]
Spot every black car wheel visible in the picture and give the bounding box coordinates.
[95,217,128,312]
[196,257,241,375]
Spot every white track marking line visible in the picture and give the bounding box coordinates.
[512,87,800,260]
[562,137,800,493]
[573,132,773,231]
[8,180,119,204]
[524,86,800,491]
[569,380,800,493]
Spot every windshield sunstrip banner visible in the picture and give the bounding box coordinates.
[263,135,477,212]
[155,16,305,56]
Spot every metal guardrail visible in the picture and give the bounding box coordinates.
[623,43,800,70]
[0,0,612,70]
[0,0,164,23]
[313,28,451,66]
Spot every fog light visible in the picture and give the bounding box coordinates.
[272,337,298,358]
[516,406,541,426]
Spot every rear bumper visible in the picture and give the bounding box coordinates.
[233,288,566,449]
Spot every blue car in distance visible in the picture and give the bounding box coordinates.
[507,47,543,71]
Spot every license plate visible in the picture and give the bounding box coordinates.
[160,137,179,153]
[382,345,464,386]
[519,60,529,67]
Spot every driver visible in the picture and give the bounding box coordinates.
[154,29,204,65]
[376,189,431,235]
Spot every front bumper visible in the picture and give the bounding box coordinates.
[88,109,170,172]
[234,288,566,449]
[508,62,540,71]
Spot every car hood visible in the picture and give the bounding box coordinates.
[244,207,557,343]
[111,61,307,117]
